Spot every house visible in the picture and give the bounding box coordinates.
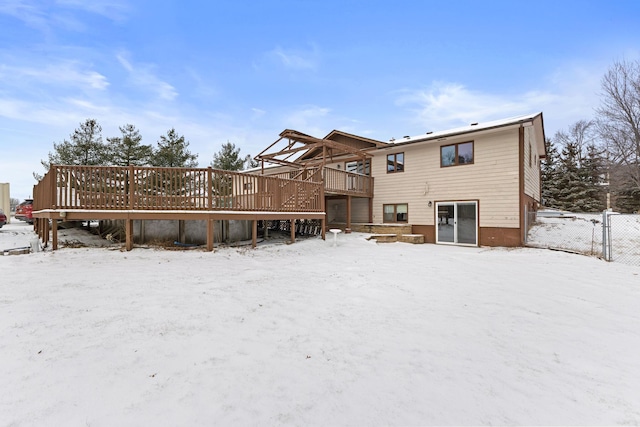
[31,113,545,250]
[257,112,546,247]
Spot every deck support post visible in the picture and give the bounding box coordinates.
[252,219,257,248]
[125,218,133,251]
[206,217,214,252]
[290,218,296,243]
[321,217,326,240]
[51,218,57,250]
[346,195,352,232]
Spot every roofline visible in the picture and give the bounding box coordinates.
[323,129,389,147]
[384,113,544,149]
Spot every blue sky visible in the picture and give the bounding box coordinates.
[1,0,639,200]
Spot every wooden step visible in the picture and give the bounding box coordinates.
[367,233,424,244]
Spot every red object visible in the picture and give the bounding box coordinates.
[15,199,33,224]
[0,209,7,228]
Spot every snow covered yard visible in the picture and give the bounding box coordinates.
[528,211,640,266]
[1,221,640,426]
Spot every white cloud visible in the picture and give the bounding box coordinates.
[282,105,331,135]
[0,62,109,90]
[394,62,615,137]
[116,53,178,101]
[0,0,130,34]
[268,45,319,70]
[55,0,130,22]
[395,82,546,132]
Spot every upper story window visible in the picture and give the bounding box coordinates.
[345,159,371,175]
[441,142,473,167]
[387,153,404,173]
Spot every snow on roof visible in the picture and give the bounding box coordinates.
[388,112,542,146]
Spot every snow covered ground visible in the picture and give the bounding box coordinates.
[1,220,640,426]
[528,211,640,266]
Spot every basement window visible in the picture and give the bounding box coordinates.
[383,203,408,223]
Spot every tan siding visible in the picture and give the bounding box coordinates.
[524,126,541,201]
[371,128,521,228]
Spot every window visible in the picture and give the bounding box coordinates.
[387,153,404,173]
[383,203,408,223]
[441,142,473,167]
[345,159,371,175]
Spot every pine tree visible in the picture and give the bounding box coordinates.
[211,142,245,171]
[41,119,107,170]
[106,124,153,166]
[541,138,561,208]
[152,128,198,167]
[556,142,589,211]
[244,154,259,170]
[580,143,606,211]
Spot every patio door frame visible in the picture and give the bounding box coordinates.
[435,200,479,246]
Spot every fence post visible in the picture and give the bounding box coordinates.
[602,210,610,261]
[128,165,135,209]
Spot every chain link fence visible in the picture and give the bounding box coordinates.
[603,214,640,266]
[527,211,640,267]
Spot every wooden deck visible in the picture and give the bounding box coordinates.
[32,165,326,251]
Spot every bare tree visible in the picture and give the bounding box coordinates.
[554,119,597,163]
[596,60,640,196]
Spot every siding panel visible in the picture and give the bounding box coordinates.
[371,128,521,228]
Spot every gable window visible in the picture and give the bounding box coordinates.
[383,203,408,223]
[345,159,371,175]
[387,153,404,173]
[441,142,473,167]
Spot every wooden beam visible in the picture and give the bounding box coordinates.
[290,219,296,243]
[252,219,257,248]
[51,218,57,250]
[206,217,214,252]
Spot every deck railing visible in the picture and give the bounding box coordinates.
[33,165,324,213]
[262,167,372,197]
[322,167,373,197]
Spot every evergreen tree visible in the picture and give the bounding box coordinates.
[106,124,153,166]
[580,143,607,211]
[41,119,107,171]
[541,138,561,208]
[152,128,198,167]
[211,141,245,171]
[244,154,259,170]
[555,142,589,211]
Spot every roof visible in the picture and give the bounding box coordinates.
[388,112,544,146]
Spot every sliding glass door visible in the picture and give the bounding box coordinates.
[436,201,478,246]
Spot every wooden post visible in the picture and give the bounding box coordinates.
[206,216,214,252]
[128,165,135,209]
[321,217,326,240]
[51,218,57,250]
[207,167,213,209]
[125,218,133,251]
[252,219,257,248]
[346,195,352,232]
[290,218,296,243]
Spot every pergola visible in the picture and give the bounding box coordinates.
[255,129,373,171]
